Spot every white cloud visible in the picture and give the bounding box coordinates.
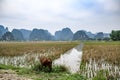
[97,0,120,12]
[0,0,120,34]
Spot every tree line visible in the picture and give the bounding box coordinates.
[110,30,120,41]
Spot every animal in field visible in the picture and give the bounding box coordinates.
[39,56,52,72]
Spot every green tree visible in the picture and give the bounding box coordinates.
[110,30,120,41]
[2,32,14,41]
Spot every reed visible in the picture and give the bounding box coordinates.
[81,41,120,79]
[0,41,79,67]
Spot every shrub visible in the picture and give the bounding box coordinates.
[61,74,86,80]
[52,65,68,73]
[0,64,20,70]
[92,70,107,80]
[31,62,41,72]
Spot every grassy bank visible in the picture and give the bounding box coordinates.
[0,64,86,80]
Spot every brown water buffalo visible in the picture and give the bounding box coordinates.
[39,56,52,72]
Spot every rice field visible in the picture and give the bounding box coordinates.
[0,41,120,80]
[0,41,79,67]
[0,41,79,57]
[81,41,120,79]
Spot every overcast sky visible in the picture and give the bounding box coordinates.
[0,0,120,35]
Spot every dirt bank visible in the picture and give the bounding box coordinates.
[0,70,32,80]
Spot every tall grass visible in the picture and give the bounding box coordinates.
[0,41,79,57]
[82,42,120,65]
[81,41,120,79]
[0,41,79,67]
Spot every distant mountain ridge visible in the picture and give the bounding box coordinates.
[0,25,110,41]
[20,29,31,40]
[55,28,73,41]
[29,29,53,41]
[12,29,24,41]
[73,30,89,40]
[0,25,8,38]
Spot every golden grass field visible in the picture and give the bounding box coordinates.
[81,41,120,79]
[82,41,120,66]
[0,41,120,64]
[0,41,79,59]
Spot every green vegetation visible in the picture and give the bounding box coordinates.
[0,64,86,80]
[31,62,68,73]
[110,30,120,41]
[92,70,107,80]
[0,64,20,70]
[84,41,120,45]
[59,74,86,80]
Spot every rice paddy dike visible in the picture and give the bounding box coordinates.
[0,41,120,80]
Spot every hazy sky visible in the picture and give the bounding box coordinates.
[0,0,120,35]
